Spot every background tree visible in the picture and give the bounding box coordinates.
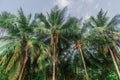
[87,9,120,79]
[0,9,48,80]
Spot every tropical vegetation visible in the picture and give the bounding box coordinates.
[0,7,120,80]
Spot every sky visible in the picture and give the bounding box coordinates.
[0,0,120,20]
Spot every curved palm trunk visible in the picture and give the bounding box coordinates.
[18,42,29,80]
[108,46,120,79]
[76,42,89,80]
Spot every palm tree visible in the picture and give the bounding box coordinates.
[0,8,48,80]
[87,9,120,79]
[35,6,84,80]
[74,22,91,80]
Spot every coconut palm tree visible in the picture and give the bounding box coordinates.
[87,9,120,79]
[74,22,90,80]
[35,6,85,80]
[0,8,48,80]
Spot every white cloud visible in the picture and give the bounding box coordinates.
[54,0,72,8]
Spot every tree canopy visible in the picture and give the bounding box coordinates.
[0,7,120,80]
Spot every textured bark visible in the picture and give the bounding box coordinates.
[108,47,120,79]
[18,42,29,80]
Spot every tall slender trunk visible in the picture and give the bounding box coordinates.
[113,52,119,65]
[52,42,56,80]
[18,42,29,80]
[76,42,89,80]
[108,46,120,79]
[52,30,59,80]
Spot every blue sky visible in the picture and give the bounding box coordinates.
[0,0,120,19]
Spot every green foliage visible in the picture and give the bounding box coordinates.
[0,66,7,80]
[0,7,120,80]
[106,72,119,80]
[32,77,45,80]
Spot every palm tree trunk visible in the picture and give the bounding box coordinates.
[114,53,119,65]
[51,30,59,80]
[108,46,120,79]
[18,42,29,80]
[76,42,89,80]
[52,42,56,80]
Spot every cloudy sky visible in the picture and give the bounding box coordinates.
[0,0,120,19]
